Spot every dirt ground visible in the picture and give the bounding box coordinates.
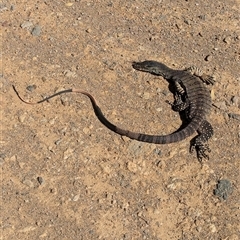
[1,0,240,239]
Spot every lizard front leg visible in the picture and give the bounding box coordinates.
[190,120,213,161]
[185,66,215,85]
[166,81,189,112]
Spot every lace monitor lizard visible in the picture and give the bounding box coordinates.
[13,60,214,161]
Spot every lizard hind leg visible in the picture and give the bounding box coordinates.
[190,120,213,161]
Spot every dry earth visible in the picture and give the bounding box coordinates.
[1,0,240,239]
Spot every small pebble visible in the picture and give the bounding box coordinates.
[210,89,215,100]
[37,176,44,185]
[0,6,8,12]
[230,96,239,106]
[31,25,41,36]
[228,113,240,121]
[73,194,80,201]
[63,148,74,160]
[156,107,163,112]
[209,224,217,233]
[205,55,212,61]
[54,139,62,145]
[22,179,34,188]
[214,179,233,200]
[63,70,77,78]
[154,148,162,156]
[20,21,33,29]
[83,127,91,134]
[214,101,227,110]
[142,92,150,100]
[18,113,27,123]
[41,76,47,82]
[65,2,74,7]
[60,96,70,106]
[0,153,6,166]
[26,85,37,92]
[223,36,231,44]
[198,15,206,20]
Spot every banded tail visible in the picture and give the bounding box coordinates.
[13,86,201,144]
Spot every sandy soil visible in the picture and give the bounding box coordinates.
[1,0,240,239]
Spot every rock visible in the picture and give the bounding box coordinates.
[214,101,227,110]
[65,2,74,7]
[37,176,44,185]
[214,179,233,200]
[63,69,77,78]
[223,36,231,44]
[205,54,212,61]
[20,21,33,29]
[73,194,80,201]
[228,113,240,121]
[31,25,41,36]
[22,179,34,188]
[63,148,74,160]
[18,113,27,123]
[26,85,37,92]
[230,96,239,106]
[142,92,150,100]
[209,224,217,233]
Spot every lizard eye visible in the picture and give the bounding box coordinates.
[142,61,153,67]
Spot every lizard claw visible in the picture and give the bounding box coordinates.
[165,100,173,106]
[200,74,216,85]
[190,143,210,161]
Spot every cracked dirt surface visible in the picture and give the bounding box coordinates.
[1,0,240,239]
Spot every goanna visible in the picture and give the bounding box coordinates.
[13,60,214,161]
[132,61,214,161]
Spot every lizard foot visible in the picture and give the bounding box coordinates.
[185,66,215,85]
[190,143,211,161]
[165,95,189,112]
[200,73,216,85]
[165,100,184,112]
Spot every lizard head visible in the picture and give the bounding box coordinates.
[132,61,168,77]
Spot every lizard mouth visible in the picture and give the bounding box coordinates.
[132,61,139,68]
[132,61,146,71]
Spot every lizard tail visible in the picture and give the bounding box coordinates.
[120,116,202,144]
[13,86,200,144]
[71,88,201,144]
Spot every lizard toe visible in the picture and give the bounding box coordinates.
[190,143,210,161]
